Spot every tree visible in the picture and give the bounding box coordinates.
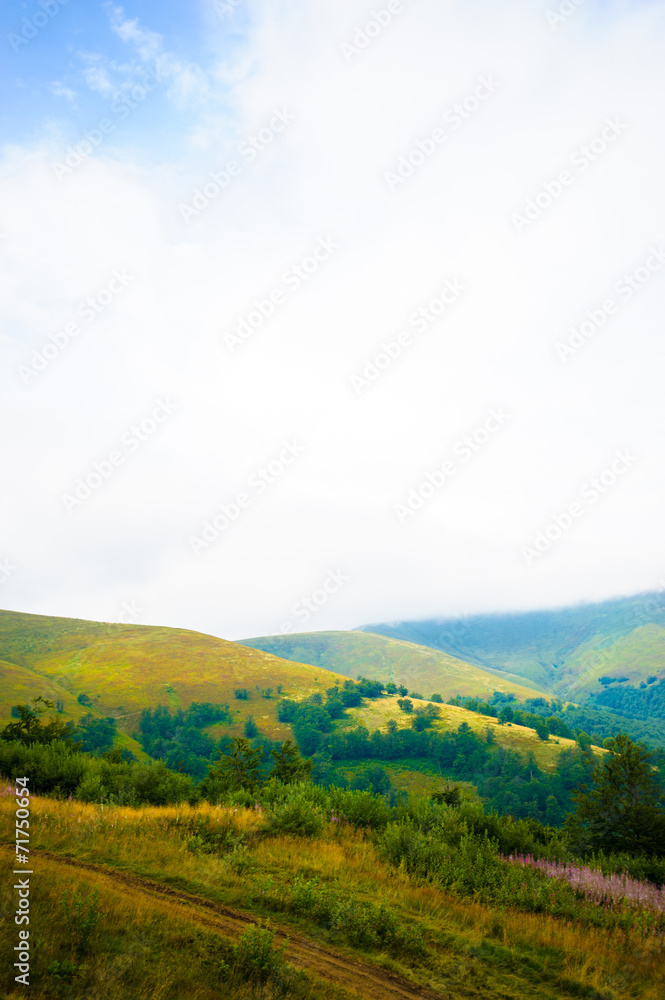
[1,698,80,748]
[244,716,259,738]
[203,737,264,794]
[270,740,312,784]
[566,734,665,856]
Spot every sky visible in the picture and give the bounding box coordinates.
[1,0,665,641]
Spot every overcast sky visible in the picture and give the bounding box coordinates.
[1,0,664,641]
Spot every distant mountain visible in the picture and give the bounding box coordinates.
[355,591,665,706]
[239,630,548,702]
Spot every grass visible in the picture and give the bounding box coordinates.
[0,610,348,743]
[2,788,664,999]
[239,630,548,702]
[343,696,606,770]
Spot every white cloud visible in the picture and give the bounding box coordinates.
[1,0,665,640]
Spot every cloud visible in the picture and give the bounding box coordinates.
[1,0,665,639]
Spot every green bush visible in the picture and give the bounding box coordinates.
[266,799,324,838]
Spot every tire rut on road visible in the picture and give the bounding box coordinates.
[26,847,449,1000]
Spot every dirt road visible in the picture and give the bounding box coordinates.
[29,847,448,1000]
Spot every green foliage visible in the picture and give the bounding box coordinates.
[270,740,312,785]
[203,737,264,796]
[234,689,249,700]
[566,734,665,856]
[266,798,324,838]
[1,698,80,748]
[430,693,443,703]
[244,716,259,738]
[0,737,193,803]
[138,703,231,778]
[355,676,384,698]
[397,698,413,713]
[230,920,298,995]
[287,876,424,955]
[61,888,101,956]
[77,693,92,706]
[75,714,116,753]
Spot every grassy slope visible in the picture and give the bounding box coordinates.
[1,794,661,1000]
[356,591,665,700]
[0,610,602,789]
[239,631,548,702]
[342,695,604,771]
[0,610,348,744]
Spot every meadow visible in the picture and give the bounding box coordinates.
[1,783,664,1000]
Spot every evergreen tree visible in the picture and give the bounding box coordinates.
[203,737,264,794]
[270,740,312,784]
[566,733,665,855]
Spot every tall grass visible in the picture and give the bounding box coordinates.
[2,786,665,998]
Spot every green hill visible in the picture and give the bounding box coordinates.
[356,592,665,707]
[0,609,348,746]
[239,630,549,701]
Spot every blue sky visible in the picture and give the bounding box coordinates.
[1,1,247,157]
[2,0,665,639]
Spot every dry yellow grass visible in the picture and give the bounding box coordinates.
[2,791,662,1000]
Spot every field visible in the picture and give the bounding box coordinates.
[1,788,664,999]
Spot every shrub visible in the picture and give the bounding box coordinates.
[234,689,249,700]
[244,716,259,738]
[231,921,293,990]
[265,799,323,838]
[61,888,101,956]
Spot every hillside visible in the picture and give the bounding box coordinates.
[0,610,348,743]
[239,630,548,702]
[356,591,665,705]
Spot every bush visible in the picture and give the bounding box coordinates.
[231,921,295,992]
[266,799,323,838]
[234,689,249,700]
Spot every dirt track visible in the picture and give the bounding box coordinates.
[27,848,448,1000]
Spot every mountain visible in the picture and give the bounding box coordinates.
[238,630,549,701]
[355,591,665,706]
[0,609,347,743]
